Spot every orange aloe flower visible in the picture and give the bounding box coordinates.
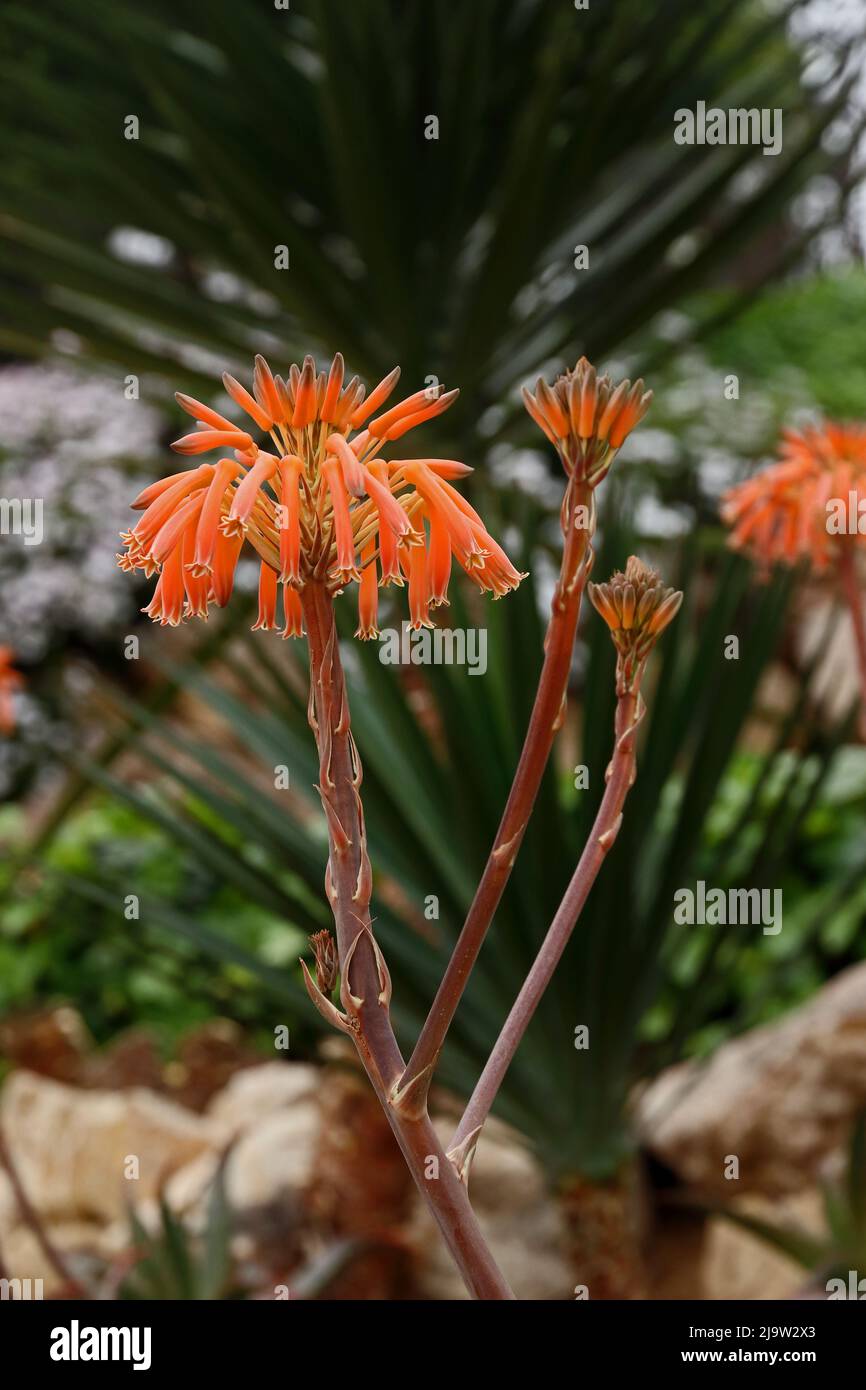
[0,647,23,734]
[119,354,524,638]
[721,424,866,574]
[522,355,652,485]
[723,422,866,734]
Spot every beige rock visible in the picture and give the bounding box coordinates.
[206,1062,319,1140]
[222,1106,319,1211]
[148,1064,321,1230]
[701,1192,825,1301]
[0,1062,574,1299]
[637,962,866,1196]
[0,1070,213,1226]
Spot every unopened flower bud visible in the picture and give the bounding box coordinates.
[589,556,682,689]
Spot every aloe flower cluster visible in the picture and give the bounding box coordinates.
[118,354,523,638]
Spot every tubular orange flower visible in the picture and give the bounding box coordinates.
[171,427,254,456]
[522,355,652,485]
[252,561,279,631]
[0,647,23,735]
[143,539,186,626]
[281,584,304,639]
[192,458,244,577]
[356,541,379,639]
[118,354,523,637]
[721,423,866,574]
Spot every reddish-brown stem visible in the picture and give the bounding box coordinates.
[838,545,866,735]
[449,687,641,1158]
[0,1125,84,1293]
[401,479,595,1094]
[299,581,514,1300]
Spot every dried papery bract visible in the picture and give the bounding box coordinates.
[401,357,653,1101]
[309,929,338,997]
[448,557,682,1171]
[119,353,520,1300]
[722,422,866,730]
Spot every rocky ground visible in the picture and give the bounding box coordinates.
[2,959,866,1298]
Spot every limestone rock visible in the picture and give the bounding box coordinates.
[207,1061,319,1140]
[0,1069,212,1225]
[638,962,866,1196]
[701,1192,825,1300]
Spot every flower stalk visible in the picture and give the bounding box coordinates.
[400,477,595,1096]
[448,558,681,1166]
[401,358,652,1099]
[448,688,641,1165]
[300,580,514,1300]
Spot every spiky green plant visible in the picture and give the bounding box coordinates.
[0,0,859,428]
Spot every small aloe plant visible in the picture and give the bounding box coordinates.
[121,1159,234,1301]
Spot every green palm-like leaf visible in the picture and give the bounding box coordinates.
[0,0,858,444]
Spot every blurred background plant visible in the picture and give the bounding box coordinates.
[1,0,866,1296]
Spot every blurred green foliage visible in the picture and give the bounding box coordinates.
[0,800,310,1049]
[705,271,866,420]
[652,745,866,1057]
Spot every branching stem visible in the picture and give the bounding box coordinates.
[400,480,596,1095]
[300,581,514,1300]
[449,686,642,1159]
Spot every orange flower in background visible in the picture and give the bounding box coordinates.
[118,354,524,638]
[721,424,866,574]
[0,647,23,735]
[522,355,652,485]
[723,422,866,737]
